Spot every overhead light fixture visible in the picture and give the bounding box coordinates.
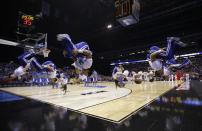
[107,24,112,29]
[129,52,135,55]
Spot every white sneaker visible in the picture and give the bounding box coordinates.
[57,34,71,42]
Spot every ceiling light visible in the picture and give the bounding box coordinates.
[107,24,112,29]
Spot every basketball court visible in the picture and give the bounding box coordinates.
[0,81,177,123]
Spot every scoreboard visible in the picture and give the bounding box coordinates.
[17,12,41,35]
[21,15,34,26]
[18,12,35,28]
[16,12,42,46]
[115,0,133,18]
[115,0,140,26]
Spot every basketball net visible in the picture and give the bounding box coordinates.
[43,49,50,58]
[42,33,50,57]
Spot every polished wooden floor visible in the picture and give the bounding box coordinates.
[0,81,177,123]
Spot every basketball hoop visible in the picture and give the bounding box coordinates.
[43,49,50,58]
